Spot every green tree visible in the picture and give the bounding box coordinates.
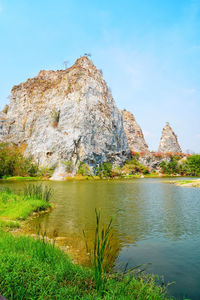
[185,155,200,176]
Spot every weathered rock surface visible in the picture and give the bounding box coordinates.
[0,112,10,141]
[121,109,149,153]
[138,154,170,171]
[158,123,182,153]
[2,56,130,171]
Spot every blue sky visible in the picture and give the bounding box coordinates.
[0,0,200,152]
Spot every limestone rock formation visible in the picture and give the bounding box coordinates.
[158,123,182,153]
[2,56,130,170]
[0,112,10,141]
[121,109,149,153]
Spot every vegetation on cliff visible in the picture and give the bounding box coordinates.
[0,143,38,178]
[0,142,199,180]
[160,154,200,176]
[0,143,55,179]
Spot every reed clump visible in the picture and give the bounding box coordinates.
[83,210,117,296]
[23,183,52,202]
[0,185,52,225]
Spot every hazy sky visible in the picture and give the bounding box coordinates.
[0,0,199,152]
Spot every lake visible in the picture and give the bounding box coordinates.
[1,178,200,299]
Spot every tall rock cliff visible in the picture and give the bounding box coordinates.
[121,109,149,153]
[158,123,182,153]
[0,112,8,140]
[2,56,130,168]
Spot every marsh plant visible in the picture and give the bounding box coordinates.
[24,184,52,203]
[83,209,118,296]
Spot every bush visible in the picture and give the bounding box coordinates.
[111,166,123,177]
[0,143,38,178]
[131,152,140,159]
[95,163,112,178]
[160,155,200,176]
[77,162,91,176]
[184,155,200,176]
[37,165,56,178]
[62,160,74,173]
[160,158,180,175]
[122,159,149,175]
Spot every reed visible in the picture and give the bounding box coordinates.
[23,184,52,202]
[83,209,118,296]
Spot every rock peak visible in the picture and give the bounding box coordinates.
[74,56,94,69]
[121,109,149,153]
[2,56,130,170]
[158,123,182,153]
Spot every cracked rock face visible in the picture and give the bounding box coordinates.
[158,123,182,153]
[2,56,130,168]
[121,110,149,153]
[0,112,11,141]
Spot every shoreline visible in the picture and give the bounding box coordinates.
[0,173,191,182]
[169,179,200,188]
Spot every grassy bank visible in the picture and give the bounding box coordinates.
[170,179,200,188]
[64,173,178,181]
[0,231,172,299]
[0,186,51,229]
[1,176,41,181]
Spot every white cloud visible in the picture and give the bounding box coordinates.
[0,4,2,13]
[197,134,200,139]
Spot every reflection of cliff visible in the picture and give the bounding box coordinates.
[160,184,200,240]
[30,181,153,250]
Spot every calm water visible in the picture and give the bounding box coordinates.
[1,178,200,299]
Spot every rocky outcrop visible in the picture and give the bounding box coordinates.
[121,109,149,153]
[138,154,170,171]
[0,112,10,141]
[158,123,182,153]
[3,56,130,170]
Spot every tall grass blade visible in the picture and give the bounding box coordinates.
[23,184,53,202]
[83,209,117,296]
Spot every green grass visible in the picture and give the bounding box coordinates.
[0,231,93,300]
[173,179,200,188]
[176,180,194,185]
[0,219,20,229]
[1,176,40,181]
[0,186,51,227]
[0,231,173,299]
